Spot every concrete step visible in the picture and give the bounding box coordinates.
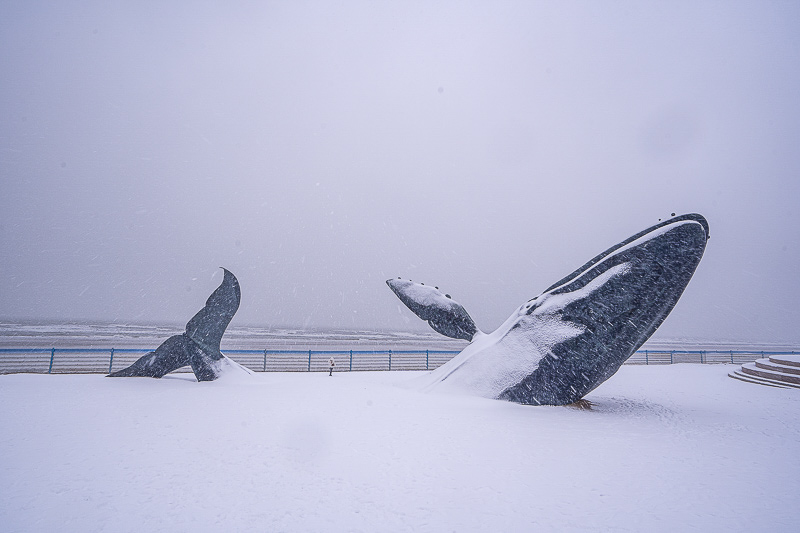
[769,354,800,368]
[756,358,800,376]
[741,363,800,386]
[728,370,793,389]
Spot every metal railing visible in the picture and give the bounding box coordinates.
[625,349,797,365]
[0,347,796,375]
[0,347,461,375]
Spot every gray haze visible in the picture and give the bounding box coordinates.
[2,1,799,343]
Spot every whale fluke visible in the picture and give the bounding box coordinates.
[106,334,193,378]
[386,279,478,341]
[185,268,241,353]
[387,214,710,406]
[108,268,243,382]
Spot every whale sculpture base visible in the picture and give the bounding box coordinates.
[107,333,252,382]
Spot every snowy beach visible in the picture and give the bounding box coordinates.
[3,2,800,530]
[1,364,798,532]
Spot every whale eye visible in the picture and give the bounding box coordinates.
[445,294,451,299]
[435,287,439,290]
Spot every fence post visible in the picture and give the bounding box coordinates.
[263,349,267,373]
[308,350,312,372]
[426,349,429,370]
[670,351,674,364]
[108,348,115,374]
[645,350,649,365]
[48,348,55,374]
[349,350,353,371]
[730,350,733,364]
[700,351,704,364]
[389,350,392,371]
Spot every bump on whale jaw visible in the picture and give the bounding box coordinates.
[107,268,243,382]
[388,214,710,406]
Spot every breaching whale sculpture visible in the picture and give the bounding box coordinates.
[387,213,710,406]
[108,268,249,382]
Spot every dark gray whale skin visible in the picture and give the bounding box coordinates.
[388,214,710,406]
[385,279,477,341]
[107,268,241,382]
[499,214,709,405]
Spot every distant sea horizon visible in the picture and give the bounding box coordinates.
[0,319,797,352]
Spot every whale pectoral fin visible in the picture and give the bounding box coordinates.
[184,268,241,354]
[497,214,710,405]
[386,278,478,341]
[107,334,192,378]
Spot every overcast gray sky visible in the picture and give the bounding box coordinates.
[1,1,799,343]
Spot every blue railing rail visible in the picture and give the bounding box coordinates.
[223,348,460,373]
[0,347,463,374]
[0,347,797,374]
[628,349,798,365]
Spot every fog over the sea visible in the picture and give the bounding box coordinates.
[1,2,798,343]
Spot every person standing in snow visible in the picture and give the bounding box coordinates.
[329,356,335,376]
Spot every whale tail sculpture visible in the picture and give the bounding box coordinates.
[108,268,248,382]
[387,213,710,406]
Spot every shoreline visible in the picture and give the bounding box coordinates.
[1,321,797,353]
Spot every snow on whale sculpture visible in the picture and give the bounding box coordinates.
[387,214,710,406]
[108,268,251,382]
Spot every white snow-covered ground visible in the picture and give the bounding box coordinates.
[1,365,798,532]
